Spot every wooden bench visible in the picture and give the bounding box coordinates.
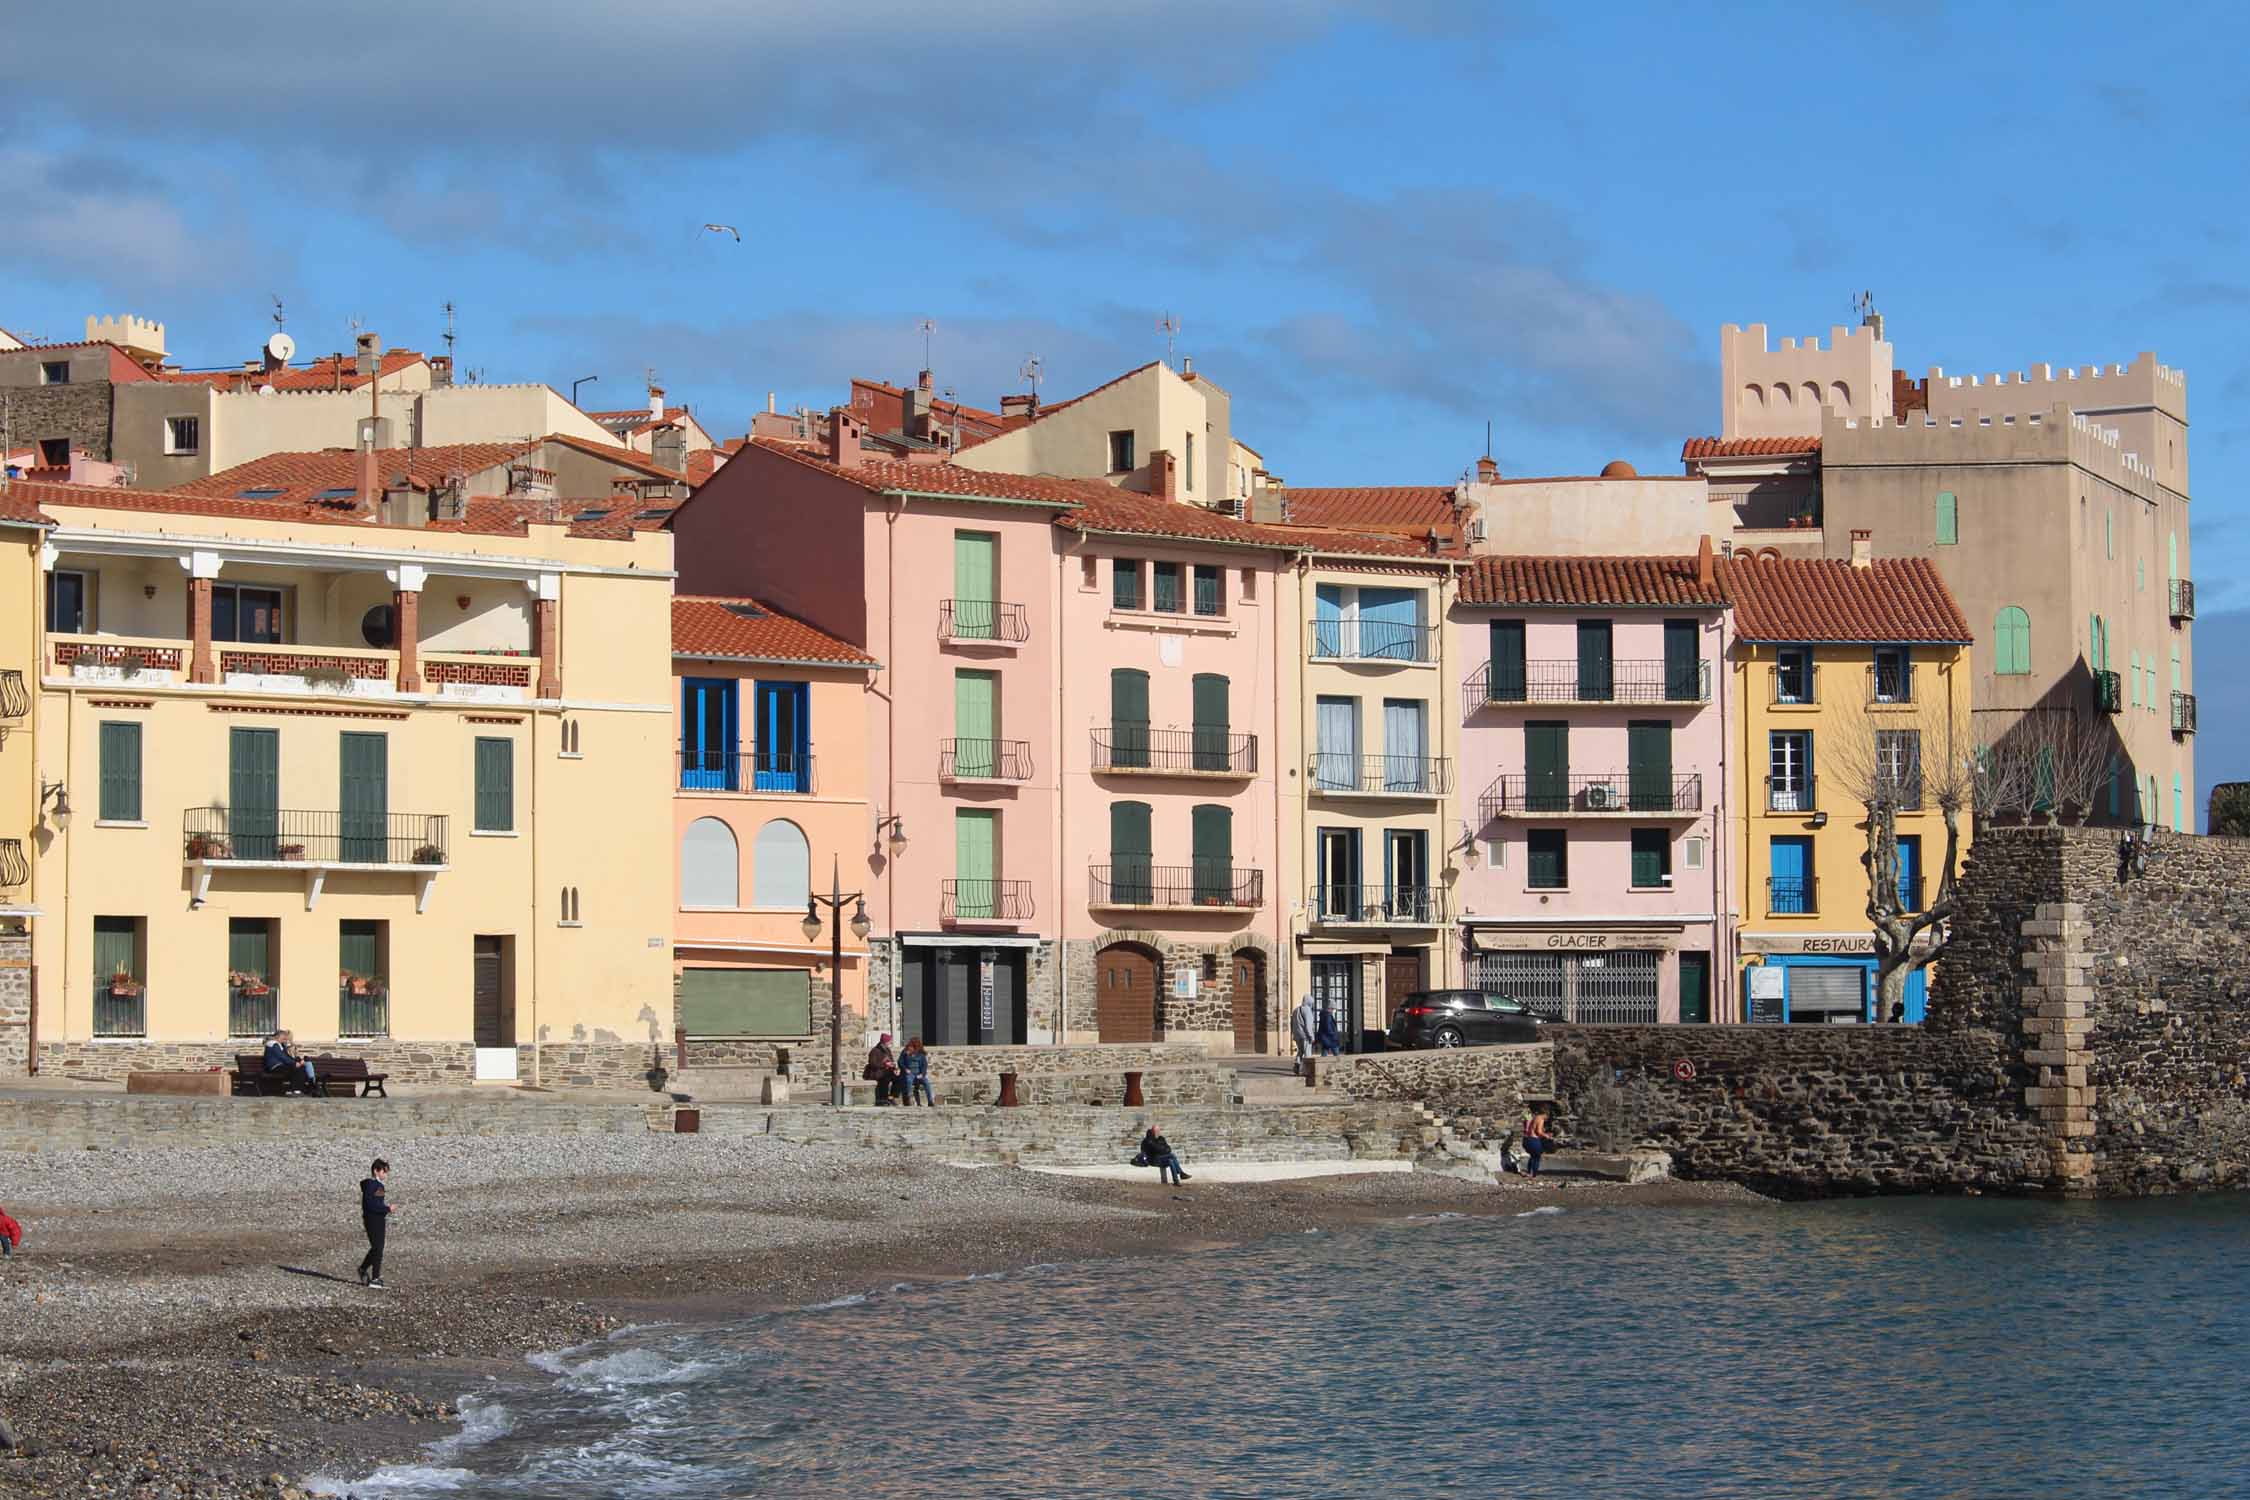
[230,1054,304,1096]
[228,1054,389,1097]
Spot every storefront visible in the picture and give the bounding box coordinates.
[1739,934,1927,1024]
[1461,923,1715,1025]
[896,936,1035,1045]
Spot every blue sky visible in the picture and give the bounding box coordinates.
[6,1,2245,793]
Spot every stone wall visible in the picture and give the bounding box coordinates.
[5,382,116,460]
[790,1039,1209,1086]
[1317,1044,1554,1115]
[35,1039,666,1091]
[1061,934,1281,1048]
[0,1094,664,1152]
[0,932,29,1075]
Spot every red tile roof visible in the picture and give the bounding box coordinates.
[154,349,429,393]
[1460,555,1726,609]
[672,595,874,666]
[1058,488,1428,557]
[850,378,1005,429]
[1680,435,1822,461]
[748,437,1107,507]
[1279,486,1460,531]
[1719,555,1971,643]
[0,484,55,527]
[176,443,540,505]
[15,478,659,543]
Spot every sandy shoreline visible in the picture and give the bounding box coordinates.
[0,1135,1764,1498]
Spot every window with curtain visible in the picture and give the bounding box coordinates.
[751,819,810,908]
[681,817,739,908]
[474,737,514,831]
[99,720,142,822]
[1382,699,1427,791]
[1312,583,1346,658]
[1994,606,2031,675]
[1315,696,1359,789]
[1359,586,1423,661]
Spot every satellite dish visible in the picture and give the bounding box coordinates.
[257,384,278,398]
[267,332,296,363]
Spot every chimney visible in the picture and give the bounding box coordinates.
[1696,533,1715,591]
[1182,355,1194,376]
[1849,529,1873,568]
[355,331,382,378]
[917,369,933,392]
[1474,455,1499,484]
[1000,393,1038,422]
[648,384,666,422]
[1150,448,1177,501]
[826,407,865,469]
[767,391,776,414]
[652,427,687,474]
[428,354,453,387]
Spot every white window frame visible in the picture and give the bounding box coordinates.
[164,415,201,455]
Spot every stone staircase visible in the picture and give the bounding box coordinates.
[670,1061,1241,1109]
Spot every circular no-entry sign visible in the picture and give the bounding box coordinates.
[1671,1058,1698,1082]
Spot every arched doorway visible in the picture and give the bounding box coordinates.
[1231,950,1266,1054]
[1096,943,1159,1043]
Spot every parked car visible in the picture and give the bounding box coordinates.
[1387,988,1543,1049]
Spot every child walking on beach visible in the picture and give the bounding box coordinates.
[358,1158,396,1288]
[0,1203,21,1258]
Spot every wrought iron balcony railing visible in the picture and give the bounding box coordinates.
[1478,772,1703,821]
[1768,664,1819,706]
[1090,862,1264,909]
[941,878,1034,924]
[678,748,815,793]
[2170,577,2196,621]
[940,738,1033,781]
[183,808,450,866]
[1310,619,1437,664]
[940,599,1029,643]
[1767,877,1818,916]
[228,982,279,1038]
[93,982,146,1038]
[2095,670,2123,714]
[1867,663,1916,705]
[1305,883,1446,926]
[1765,776,1817,814]
[0,837,25,892]
[1306,753,1454,796]
[339,981,391,1038]
[0,667,27,722]
[1092,723,1258,775]
[2172,691,2198,736]
[1466,657,1710,711]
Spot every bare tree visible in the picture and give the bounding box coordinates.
[1976,710,2117,827]
[1829,703,1975,1021]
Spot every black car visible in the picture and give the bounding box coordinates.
[1387,988,1543,1049]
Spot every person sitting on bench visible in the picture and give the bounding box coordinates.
[1136,1124,1191,1185]
[262,1031,320,1094]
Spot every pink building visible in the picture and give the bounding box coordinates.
[671,596,877,1065]
[1450,550,1732,1024]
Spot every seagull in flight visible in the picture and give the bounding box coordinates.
[702,223,741,241]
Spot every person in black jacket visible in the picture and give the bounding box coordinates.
[1138,1125,1190,1185]
[357,1158,396,1288]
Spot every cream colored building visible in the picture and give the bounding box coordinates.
[954,359,1242,512]
[1,487,48,1073]
[17,477,676,1085]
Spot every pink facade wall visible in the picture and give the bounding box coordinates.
[673,450,870,648]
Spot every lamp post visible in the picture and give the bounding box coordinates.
[570,375,599,408]
[802,856,871,1106]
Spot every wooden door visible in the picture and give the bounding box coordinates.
[1525,721,1569,813]
[228,727,278,858]
[953,531,997,638]
[1096,945,1156,1043]
[1384,952,1425,1025]
[473,935,508,1048]
[1231,952,1265,1054]
[339,731,389,862]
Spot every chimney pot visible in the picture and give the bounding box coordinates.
[917,369,934,393]
[1696,533,1715,591]
[1849,528,1873,568]
[1150,448,1177,501]
[826,407,865,469]
[1474,455,1499,484]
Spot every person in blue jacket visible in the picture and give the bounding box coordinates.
[899,1037,934,1107]
[358,1159,396,1288]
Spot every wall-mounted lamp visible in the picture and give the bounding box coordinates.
[874,811,908,853]
[40,779,71,832]
[1810,811,1830,830]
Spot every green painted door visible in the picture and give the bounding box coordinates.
[954,810,997,918]
[1110,668,1149,768]
[1576,619,1613,701]
[339,732,389,862]
[1680,952,1710,1024]
[953,531,997,638]
[1110,800,1151,904]
[1192,673,1230,771]
[1628,720,1674,811]
[1488,619,1527,701]
[954,671,996,777]
[1192,803,1233,903]
[228,727,279,859]
[1525,721,1569,812]
[1664,619,1700,700]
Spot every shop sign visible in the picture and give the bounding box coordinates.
[978,949,996,1030]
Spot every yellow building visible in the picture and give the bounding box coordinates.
[1721,541,1974,1024]
[16,477,676,1086]
[2,486,50,1072]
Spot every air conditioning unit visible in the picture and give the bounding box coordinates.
[1584,783,1620,811]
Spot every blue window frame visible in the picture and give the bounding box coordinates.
[681,677,739,790]
[753,681,810,792]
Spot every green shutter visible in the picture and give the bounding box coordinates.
[953,531,997,638]
[953,671,996,777]
[1488,619,1527,701]
[1191,803,1232,901]
[1113,559,1142,611]
[339,919,381,980]
[1631,829,1668,888]
[228,727,278,858]
[474,737,513,832]
[1936,491,1958,545]
[99,721,142,822]
[1110,668,1149,768]
[1576,619,1612,701]
[1192,673,1229,770]
[1525,722,1569,812]
[1663,619,1700,700]
[679,968,812,1037]
[339,732,389,862]
[1110,800,1151,903]
[1628,721,1673,811]
[954,810,996,917]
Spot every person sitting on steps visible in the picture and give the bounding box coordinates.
[1137,1124,1191,1185]
[863,1033,901,1105]
[899,1036,934,1107]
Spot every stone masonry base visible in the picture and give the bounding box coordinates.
[36,1039,667,1091]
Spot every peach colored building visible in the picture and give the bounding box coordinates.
[670,596,876,1067]
[1449,551,1733,1025]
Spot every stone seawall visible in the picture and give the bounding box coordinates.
[1544,1025,2051,1197]
[0,1094,664,1152]
[723,1101,1429,1167]
[1317,1045,1554,1111]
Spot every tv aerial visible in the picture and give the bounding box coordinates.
[1019,356,1043,397]
[1156,312,1180,359]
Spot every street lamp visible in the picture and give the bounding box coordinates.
[40,780,71,832]
[570,375,599,408]
[803,856,871,1106]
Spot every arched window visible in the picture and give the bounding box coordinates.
[1829,380,1851,411]
[1993,606,2031,675]
[1743,383,1765,408]
[1771,383,1794,409]
[681,817,739,908]
[751,818,810,908]
[1802,382,1822,407]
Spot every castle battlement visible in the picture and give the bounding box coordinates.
[84,313,165,359]
[1924,349,2185,422]
[1828,402,2164,498]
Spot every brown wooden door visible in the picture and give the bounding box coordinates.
[1231,952,1265,1054]
[473,935,509,1048]
[1384,952,1425,1026]
[1096,945,1157,1043]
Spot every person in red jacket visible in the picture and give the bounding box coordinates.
[0,1205,22,1258]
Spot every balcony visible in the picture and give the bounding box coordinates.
[1310,619,1437,665]
[1867,664,1916,706]
[1478,772,1703,821]
[1767,877,1818,916]
[1306,884,1445,928]
[1466,658,1709,713]
[1769,665,1819,707]
[2172,691,2198,736]
[1,667,27,723]
[678,749,815,794]
[0,838,25,896]
[941,878,1035,925]
[183,808,450,912]
[1307,754,1454,799]
[47,633,535,702]
[93,979,145,1038]
[51,635,187,684]
[2095,670,2123,714]
[339,978,391,1038]
[940,599,1029,647]
[1091,724,1258,778]
[940,738,1033,783]
[228,980,279,1038]
[1765,776,1817,814]
[1089,863,1265,912]
[2170,577,2196,621]
[1897,875,1924,914]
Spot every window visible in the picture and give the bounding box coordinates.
[37,438,68,467]
[1774,646,1812,703]
[1192,564,1222,616]
[951,531,998,640]
[2128,651,2140,707]
[1682,836,1707,870]
[1109,800,1152,903]
[1876,730,1922,807]
[1080,555,1098,590]
[1184,431,1195,492]
[164,416,200,455]
[98,721,142,822]
[1630,829,1671,889]
[1896,836,1923,913]
[1994,606,2031,675]
[92,916,145,1036]
[560,719,582,757]
[1935,490,1957,545]
[2137,558,2146,593]
[226,918,278,1036]
[1383,699,1429,790]
[1152,561,1183,613]
[47,569,88,633]
[1768,730,1811,811]
[752,819,810,908]
[1575,619,1614,701]
[339,920,389,1035]
[2105,509,2114,558]
[1110,668,1150,768]
[953,670,998,777]
[1527,830,1568,890]
[2172,646,2183,693]
[1113,559,1144,611]
[360,604,395,648]
[681,817,739,907]
[1768,836,1814,914]
[212,584,283,644]
[39,361,69,385]
[1108,429,1136,473]
[1191,673,1231,771]
[1239,567,1257,602]
[1314,695,1360,790]
[680,676,739,789]
[1873,646,1912,703]
[474,737,514,832]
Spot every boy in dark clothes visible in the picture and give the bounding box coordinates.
[358,1158,395,1288]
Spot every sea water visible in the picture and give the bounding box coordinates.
[318,1196,2250,1498]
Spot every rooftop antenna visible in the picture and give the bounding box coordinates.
[442,300,457,360]
[1019,355,1043,399]
[917,318,937,371]
[942,385,960,451]
[1156,312,1180,361]
[270,296,286,332]
[1853,289,1883,339]
[1485,419,1493,459]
